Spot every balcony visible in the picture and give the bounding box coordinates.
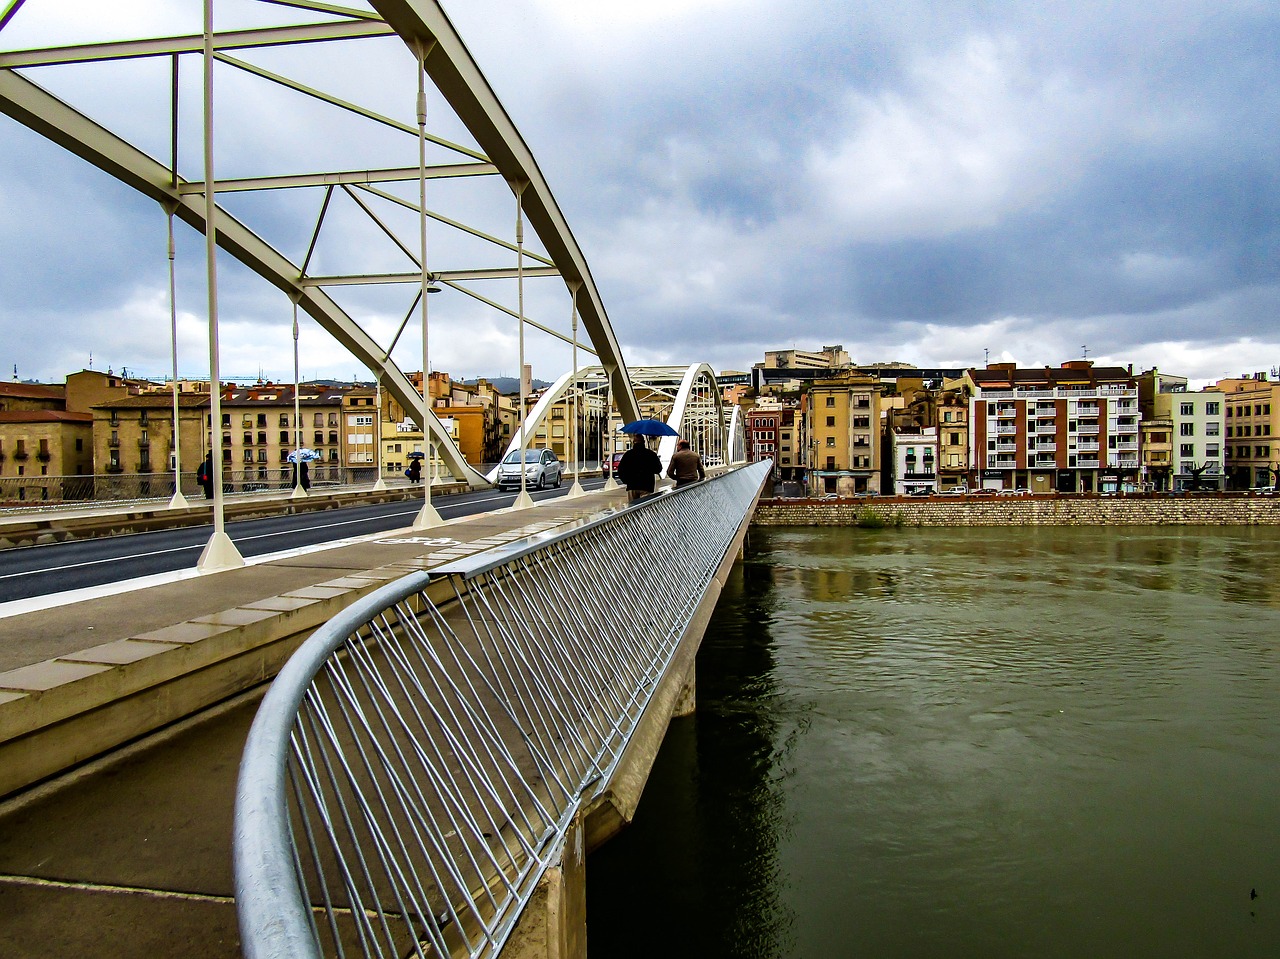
[1077,441,1100,452]
[1035,441,1057,453]
[1076,424,1099,435]
[1078,457,1101,469]
[995,442,1016,453]
[106,437,120,449]
[996,424,1017,435]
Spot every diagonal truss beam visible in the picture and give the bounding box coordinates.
[369,0,640,422]
[0,68,488,487]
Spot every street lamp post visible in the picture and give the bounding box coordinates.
[412,45,442,530]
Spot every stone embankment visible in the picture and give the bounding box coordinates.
[753,493,1280,526]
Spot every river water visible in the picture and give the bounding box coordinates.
[586,526,1280,958]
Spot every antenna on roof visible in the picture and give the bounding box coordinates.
[983,348,989,366]
[1082,344,1089,359]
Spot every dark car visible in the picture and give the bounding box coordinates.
[602,451,625,479]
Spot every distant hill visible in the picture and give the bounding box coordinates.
[463,376,551,395]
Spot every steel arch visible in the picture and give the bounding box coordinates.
[0,0,641,485]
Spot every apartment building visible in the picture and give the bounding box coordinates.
[1152,389,1225,490]
[762,345,850,370]
[967,361,1140,493]
[218,384,349,484]
[1215,372,1280,488]
[805,373,884,495]
[889,427,939,494]
[91,393,210,482]
[342,387,379,468]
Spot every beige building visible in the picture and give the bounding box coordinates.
[342,387,379,469]
[1215,372,1280,488]
[763,345,851,370]
[91,393,210,489]
[216,384,350,486]
[805,372,884,495]
[1139,417,1174,490]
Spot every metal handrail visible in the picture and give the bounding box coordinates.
[234,461,771,959]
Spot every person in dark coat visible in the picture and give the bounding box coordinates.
[405,457,422,484]
[666,439,706,488]
[616,435,662,502]
[292,460,311,490]
[197,451,214,499]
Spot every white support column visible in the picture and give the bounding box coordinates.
[511,180,535,511]
[567,280,584,498]
[196,0,244,572]
[371,375,387,490]
[290,294,307,499]
[412,43,442,529]
[164,207,189,509]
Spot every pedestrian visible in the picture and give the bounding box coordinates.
[197,451,214,500]
[405,457,422,484]
[293,459,311,491]
[666,438,705,488]
[616,435,662,502]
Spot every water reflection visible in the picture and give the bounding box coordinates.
[587,547,797,958]
[587,527,1280,958]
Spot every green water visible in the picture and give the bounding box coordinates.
[586,526,1280,958]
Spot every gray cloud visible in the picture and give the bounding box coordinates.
[2,0,1279,388]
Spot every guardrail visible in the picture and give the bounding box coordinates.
[0,467,380,507]
[234,461,771,959]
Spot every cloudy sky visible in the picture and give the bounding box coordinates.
[2,0,1278,388]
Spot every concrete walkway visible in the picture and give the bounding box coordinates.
[0,485,626,958]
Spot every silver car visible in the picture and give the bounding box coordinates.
[496,448,563,490]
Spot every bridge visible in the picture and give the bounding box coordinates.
[1,3,761,957]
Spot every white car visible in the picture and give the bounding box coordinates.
[496,448,563,490]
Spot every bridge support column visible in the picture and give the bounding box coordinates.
[505,813,587,959]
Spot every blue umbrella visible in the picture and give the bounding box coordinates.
[619,418,678,437]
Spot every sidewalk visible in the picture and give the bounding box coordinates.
[0,485,626,793]
[0,485,626,958]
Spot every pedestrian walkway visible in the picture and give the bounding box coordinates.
[0,486,626,959]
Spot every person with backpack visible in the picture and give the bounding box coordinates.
[197,451,214,499]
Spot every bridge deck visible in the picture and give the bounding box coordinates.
[0,486,627,958]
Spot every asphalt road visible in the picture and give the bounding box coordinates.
[0,478,607,603]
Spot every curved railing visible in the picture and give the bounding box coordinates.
[234,461,772,959]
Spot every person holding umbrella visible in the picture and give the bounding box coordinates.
[617,435,662,502]
[667,438,706,488]
[405,453,423,484]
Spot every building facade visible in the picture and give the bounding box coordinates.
[967,361,1140,493]
[805,373,884,495]
[1215,373,1280,489]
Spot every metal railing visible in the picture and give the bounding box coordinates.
[234,461,771,959]
[0,467,427,509]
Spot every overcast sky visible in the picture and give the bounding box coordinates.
[2,0,1278,388]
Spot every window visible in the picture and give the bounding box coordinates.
[1206,444,1220,457]
[1180,444,1195,456]
[314,413,323,427]
[280,431,290,444]
[826,416,835,427]
[279,414,290,426]
[1180,403,1194,416]
[1205,402,1220,416]
[1205,422,1220,436]
[825,436,835,447]
[75,438,83,452]
[825,396,835,407]
[1180,423,1195,436]
[242,415,252,427]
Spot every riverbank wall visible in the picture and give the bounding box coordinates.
[752,495,1280,527]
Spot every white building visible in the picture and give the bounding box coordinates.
[890,428,938,495]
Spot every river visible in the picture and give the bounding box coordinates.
[586,525,1280,958]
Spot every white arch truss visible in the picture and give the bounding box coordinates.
[495,363,732,477]
[0,0,641,489]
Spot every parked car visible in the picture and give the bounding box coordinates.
[601,451,625,479]
[496,448,563,490]
[941,486,968,495]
